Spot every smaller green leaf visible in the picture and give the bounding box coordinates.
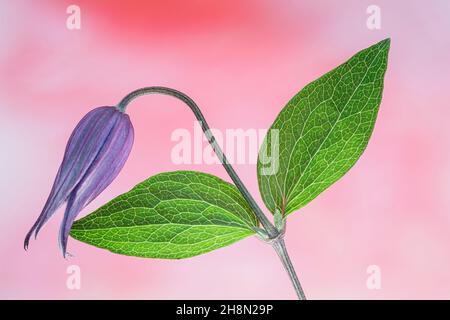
[257,39,390,216]
[70,171,259,259]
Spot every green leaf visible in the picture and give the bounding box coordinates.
[257,39,390,215]
[70,171,259,259]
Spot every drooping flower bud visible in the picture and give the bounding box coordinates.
[24,106,134,257]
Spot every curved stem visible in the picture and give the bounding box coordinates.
[117,87,277,236]
[117,86,305,299]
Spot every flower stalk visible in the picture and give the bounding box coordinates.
[117,86,306,300]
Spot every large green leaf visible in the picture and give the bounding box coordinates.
[70,171,258,259]
[257,39,390,215]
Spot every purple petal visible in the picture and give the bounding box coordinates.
[59,112,134,256]
[25,106,121,249]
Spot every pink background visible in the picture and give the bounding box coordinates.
[1,0,449,299]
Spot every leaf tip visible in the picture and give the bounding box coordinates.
[378,38,391,50]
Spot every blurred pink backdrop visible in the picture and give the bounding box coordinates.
[1,0,449,299]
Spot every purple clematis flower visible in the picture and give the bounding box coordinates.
[24,106,134,257]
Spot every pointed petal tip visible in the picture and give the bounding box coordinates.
[58,219,71,260]
[60,242,68,259]
[62,250,74,259]
[24,225,42,251]
[24,228,35,251]
[59,235,67,258]
[60,242,75,259]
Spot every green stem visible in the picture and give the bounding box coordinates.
[272,239,306,300]
[117,86,305,299]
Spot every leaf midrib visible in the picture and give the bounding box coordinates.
[128,179,257,226]
[72,222,252,232]
[72,225,251,245]
[81,196,255,229]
